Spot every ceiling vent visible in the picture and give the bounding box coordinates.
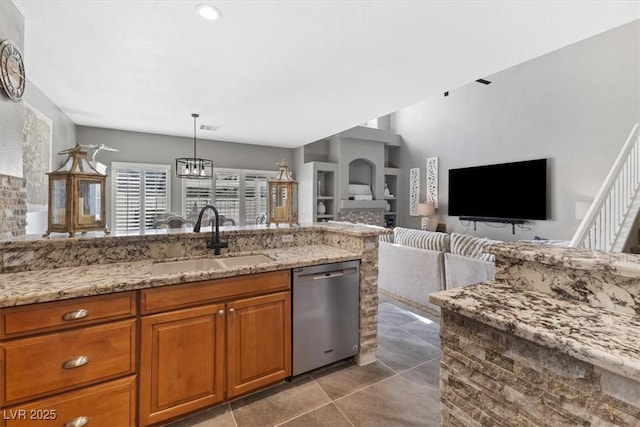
[475,78,492,85]
[199,124,220,131]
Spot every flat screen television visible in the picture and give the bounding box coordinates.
[448,158,547,221]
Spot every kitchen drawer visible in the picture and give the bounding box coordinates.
[141,270,291,314]
[0,291,136,339]
[1,319,136,405]
[0,375,136,427]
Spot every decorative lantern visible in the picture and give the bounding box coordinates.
[267,159,298,227]
[44,144,108,237]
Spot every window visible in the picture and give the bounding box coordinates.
[182,168,270,226]
[111,162,171,232]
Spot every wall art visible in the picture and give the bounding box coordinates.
[409,167,419,216]
[426,156,438,208]
[23,102,52,207]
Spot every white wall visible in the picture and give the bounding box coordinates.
[392,20,640,241]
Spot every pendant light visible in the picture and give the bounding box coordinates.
[176,113,214,179]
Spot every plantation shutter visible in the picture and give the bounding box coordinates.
[111,163,170,232]
[183,178,213,222]
[244,173,268,224]
[182,168,271,226]
[113,167,141,232]
[144,168,170,229]
[213,173,240,224]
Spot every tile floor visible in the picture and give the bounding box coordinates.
[166,294,442,427]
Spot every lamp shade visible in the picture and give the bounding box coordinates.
[416,203,435,216]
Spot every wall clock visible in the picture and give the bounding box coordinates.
[0,40,26,102]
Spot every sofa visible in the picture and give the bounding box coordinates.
[378,228,499,313]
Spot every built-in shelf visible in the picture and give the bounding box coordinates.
[384,167,399,228]
[317,215,334,219]
[317,196,334,200]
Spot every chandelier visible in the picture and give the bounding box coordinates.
[175,113,214,179]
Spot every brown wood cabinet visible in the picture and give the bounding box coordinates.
[0,292,137,427]
[226,292,291,398]
[139,303,226,427]
[0,376,136,427]
[139,271,291,426]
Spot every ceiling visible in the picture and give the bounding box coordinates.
[13,1,640,148]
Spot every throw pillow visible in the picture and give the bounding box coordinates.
[450,233,501,262]
[394,227,450,252]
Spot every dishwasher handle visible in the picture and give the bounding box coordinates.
[313,271,343,280]
[295,267,357,282]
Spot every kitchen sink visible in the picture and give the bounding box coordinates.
[151,254,273,275]
[217,254,273,268]
[151,258,224,275]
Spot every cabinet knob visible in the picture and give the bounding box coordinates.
[63,416,89,427]
[217,309,225,317]
[228,308,236,314]
[62,355,89,369]
[62,309,89,321]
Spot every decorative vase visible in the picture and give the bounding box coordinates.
[385,201,391,213]
[317,201,326,215]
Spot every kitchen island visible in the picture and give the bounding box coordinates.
[0,223,389,426]
[430,242,640,427]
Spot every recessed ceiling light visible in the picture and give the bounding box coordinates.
[196,4,221,20]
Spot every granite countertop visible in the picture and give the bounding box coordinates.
[430,282,640,382]
[0,244,359,308]
[487,241,640,279]
[0,223,390,249]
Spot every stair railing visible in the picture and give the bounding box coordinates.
[570,123,640,251]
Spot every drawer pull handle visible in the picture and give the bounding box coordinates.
[64,416,89,427]
[62,309,89,321]
[62,356,89,369]
[217,309,225,317]
[228,308,235,314]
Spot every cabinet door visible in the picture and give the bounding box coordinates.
[139,303,225,427]
[0,376,135,427]
[226,291,291,398]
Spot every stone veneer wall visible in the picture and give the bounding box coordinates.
[440,309,640,427]
[323,230,380,365]
[0,175,27,241]
[338,209,384,226]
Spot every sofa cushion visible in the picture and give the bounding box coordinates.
[394,227,450,252]
[379,233,394,243]
[450,232,501,262]
[378,241,444,312]
[444,252,495,289]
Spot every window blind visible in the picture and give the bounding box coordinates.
[181,168,270,226]
[111,163,170,232]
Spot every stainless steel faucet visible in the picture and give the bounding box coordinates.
[193,205,229,255]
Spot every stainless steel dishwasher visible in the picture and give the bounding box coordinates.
[292,260,360,376]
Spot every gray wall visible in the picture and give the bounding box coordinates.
[76,126,294,227]
[0,0,24,177]
[1,0,78,234]
[392,20,640,241]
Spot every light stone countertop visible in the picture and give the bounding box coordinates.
[430,282,640,382]
[0,245,360,308]
[0,223,390,249]
[487,241,640,278]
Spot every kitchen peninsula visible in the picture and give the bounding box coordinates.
[0,223,388,426]
[430,243,640,427]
